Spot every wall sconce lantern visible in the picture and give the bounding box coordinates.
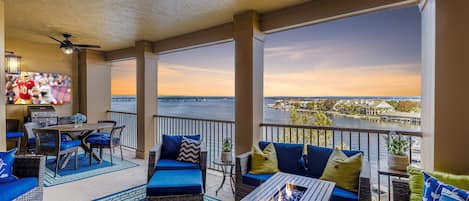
[5,51,22,74]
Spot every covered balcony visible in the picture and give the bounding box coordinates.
[1,0,469,201]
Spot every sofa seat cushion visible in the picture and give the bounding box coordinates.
[156,159,199,170]
[161,135,201,159]
[306,145,362,178]
[242,173,275,187]
[147,169,203,196]
[0,177,38,201]
[259,141,305,175]
[330,186,359,201]
[6,131,24,139]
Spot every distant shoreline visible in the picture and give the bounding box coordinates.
[111,95,421,100]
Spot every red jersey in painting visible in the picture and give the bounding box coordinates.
[16,80,35,100]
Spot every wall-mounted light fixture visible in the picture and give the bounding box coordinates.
[5,51,22,74]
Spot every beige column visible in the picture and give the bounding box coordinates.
[76,50,111,122]
[85,50,111,123]
[234,11,264,154]
[135,41,158,159]
[0,0,5,151]
[421,0,469,174]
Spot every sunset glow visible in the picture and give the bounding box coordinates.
[111,7,421,97]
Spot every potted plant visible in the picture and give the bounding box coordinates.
[387,133,410,171]
[221,138,233,162]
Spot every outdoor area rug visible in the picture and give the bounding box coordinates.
[44,153,138,187]
[93,184,221,201]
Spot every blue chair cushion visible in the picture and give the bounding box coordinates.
[6,131,24,139]
[259,141,305,175]
[42,140,81,151]
[0,148,17,184]
[86,136,119,145]
[0,177,38,201]
[242,173,274,187]
[147,169,203,196]
[27,138,36,145]
[306,145,363,178]
[88,132,111,138]
[330,186,359,201]
[156,159,199,170]
[161,135,200,159]
[60,140,81,150]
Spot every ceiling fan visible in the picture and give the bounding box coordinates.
[48,33,101,54]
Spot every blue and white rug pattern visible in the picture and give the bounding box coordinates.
[44,153,138,187]
[93,184,220,201]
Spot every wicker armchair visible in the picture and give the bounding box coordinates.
[147,142,207,201]
[392,179,410,201]
[235,152,371,201]
[12,155,46,201]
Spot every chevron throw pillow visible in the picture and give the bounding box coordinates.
[177,137,201,163]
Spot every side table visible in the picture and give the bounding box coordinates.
[213,159,235,195]
[378,166,409,201]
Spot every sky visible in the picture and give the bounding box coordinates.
[111,6,421,97]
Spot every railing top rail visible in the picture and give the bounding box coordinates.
[260,123,422,137]
[154,114,235,124]
[107,110,137,115]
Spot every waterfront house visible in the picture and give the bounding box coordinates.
[1,1,468,201]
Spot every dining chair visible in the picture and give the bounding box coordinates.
[6,119,23,151]
[87,125,125,165]
[33,128,81,177]
[88,120,117,139]
[24,122,44,153]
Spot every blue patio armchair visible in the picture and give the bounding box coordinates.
[33,128,81,177]
[146,134,207,201]
[0,155,45,201]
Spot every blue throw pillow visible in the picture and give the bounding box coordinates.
[258,141,305,175]
[161,134,200,159]
[306,145,362,178]
[0,148,18,184]
[423,172,469,201]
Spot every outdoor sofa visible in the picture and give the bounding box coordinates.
[235,141,371,201]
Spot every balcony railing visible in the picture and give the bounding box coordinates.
[107,111,422,199]
[260,123,422,200]
[107,110,137,149]
[260,123,422,163]
[155,115,235,171]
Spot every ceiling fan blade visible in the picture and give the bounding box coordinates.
[48,36,65,44]
[73,44,101,48]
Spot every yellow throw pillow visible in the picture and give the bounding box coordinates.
[249,143,279,174]
[320,148,363,192]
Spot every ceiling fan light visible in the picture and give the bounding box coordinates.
[61,47,74,54]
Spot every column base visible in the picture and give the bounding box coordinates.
[136,149,146,159]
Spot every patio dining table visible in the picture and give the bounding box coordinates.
[44,123,114,169]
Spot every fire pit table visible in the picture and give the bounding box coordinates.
[241,172,335,201]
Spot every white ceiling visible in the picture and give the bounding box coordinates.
[5,0,304,51]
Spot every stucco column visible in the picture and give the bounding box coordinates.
[76,50,111,122]
[0,0,6,151]
[234,11,264,154]
[135,41,158,159]
[421,0,469,174]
